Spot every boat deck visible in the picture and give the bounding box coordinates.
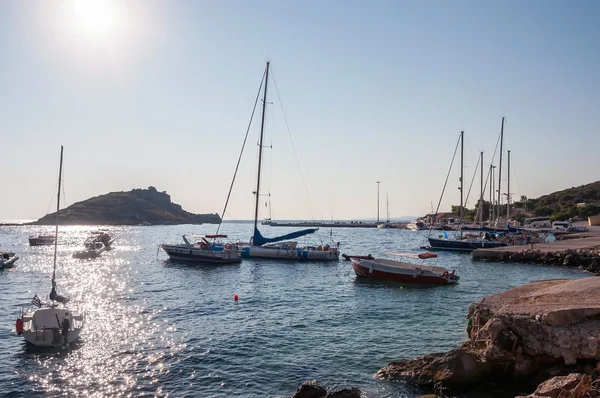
[373,258,449,274]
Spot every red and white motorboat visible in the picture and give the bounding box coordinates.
[351,251,459,285]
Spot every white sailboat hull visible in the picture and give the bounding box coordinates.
[21,307,84,347]
[241,245,339,261]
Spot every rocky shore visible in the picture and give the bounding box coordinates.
[475,248,600,275]
[376,277,600,397]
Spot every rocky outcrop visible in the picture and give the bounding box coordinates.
[377,277,600,397]
[290,381,362,398]
[516,373,593,398]
[31,186,221,226]
[475,248,600,275]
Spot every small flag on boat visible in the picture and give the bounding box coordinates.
[31,295,42,308]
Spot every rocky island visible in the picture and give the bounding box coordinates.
[30,186,220,226]
[377,277,600,397]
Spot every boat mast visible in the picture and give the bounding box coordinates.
[496,117,504,223]
[253,62,270,233]
[386,194,390,223]
[459,131,464,235]
[506,150,511,221]
[376,181,380,224]
[52,145,63,293]
[489,165,493,222]
[479,151,484,225]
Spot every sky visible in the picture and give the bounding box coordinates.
[1,0,599,222]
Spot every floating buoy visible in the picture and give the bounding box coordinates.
[234,294,238,301]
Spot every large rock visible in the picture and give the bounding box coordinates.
[376,348,491,385]
[290,381,363,398]
[516,373,592,398]
[378,277,600,395]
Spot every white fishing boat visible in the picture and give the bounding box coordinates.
[239,62,339,261]
[1,250,19,269]
[28,234,55,246]
[16,146,84,347]
[84,230,115,249]
[406,219,427,231]
[73,241,106,259]
[351,251,459,285]
[161,234,241,264]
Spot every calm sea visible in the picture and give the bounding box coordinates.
[0,224,585,397]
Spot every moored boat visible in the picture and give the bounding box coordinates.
[161,234,242,264]
[1,251,19,269]
[84,230,115,249]
[239,61,340,261]
[351,251,459,284]
[29,235,55,246]
[73,241,106,259]
[17,146,85,348]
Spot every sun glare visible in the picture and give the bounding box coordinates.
[72,0,115,37]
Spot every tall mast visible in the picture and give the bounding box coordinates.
[489,165,493,222]
[479,151,484,225]
[52,145,64,291]
[386,194,390,223]
[459,131,464,233]
[507,150,511,221]
[253,61,270,232]
[496,117,504,222]
[376,181,380,224]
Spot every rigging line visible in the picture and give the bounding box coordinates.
[479,130,503,202]
[511,154,522,199]
[216,69,266,234]
[271,68,323,222]
[464,154,481,210]
[427,133,461,239]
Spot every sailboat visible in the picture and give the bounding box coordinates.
[427,130,508,252]
[15,146,84,347]
[240,62,339,261]
[377,194,392,229]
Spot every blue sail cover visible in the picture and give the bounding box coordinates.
[252,227,318,247]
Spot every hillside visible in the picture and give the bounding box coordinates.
[31,186,221,226]
[524,181,600,221]
[451,181,600,222]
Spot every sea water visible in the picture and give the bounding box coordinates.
[0,224,586,397]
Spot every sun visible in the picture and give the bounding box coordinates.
[72,0,115,37]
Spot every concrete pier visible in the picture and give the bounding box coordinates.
[472,236,600,261]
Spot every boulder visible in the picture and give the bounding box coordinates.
[292,380,327,398]
[376,348,491,385]
[516,373,592,398]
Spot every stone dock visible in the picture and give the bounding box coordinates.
[472,236,600,262]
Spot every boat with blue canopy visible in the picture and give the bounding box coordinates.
[239,62,339,261]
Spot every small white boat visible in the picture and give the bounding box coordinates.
[1,251,19,269]
[84,230,115,250]
[351,251,459,284]
[406,219,427,231]
[28,235,55,246]
[17,145,84,348]
[161,234,242,264]
[73,241,106,259]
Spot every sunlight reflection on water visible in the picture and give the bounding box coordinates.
[0,224,588,397]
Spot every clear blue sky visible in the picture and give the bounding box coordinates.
[1,0,599,221]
